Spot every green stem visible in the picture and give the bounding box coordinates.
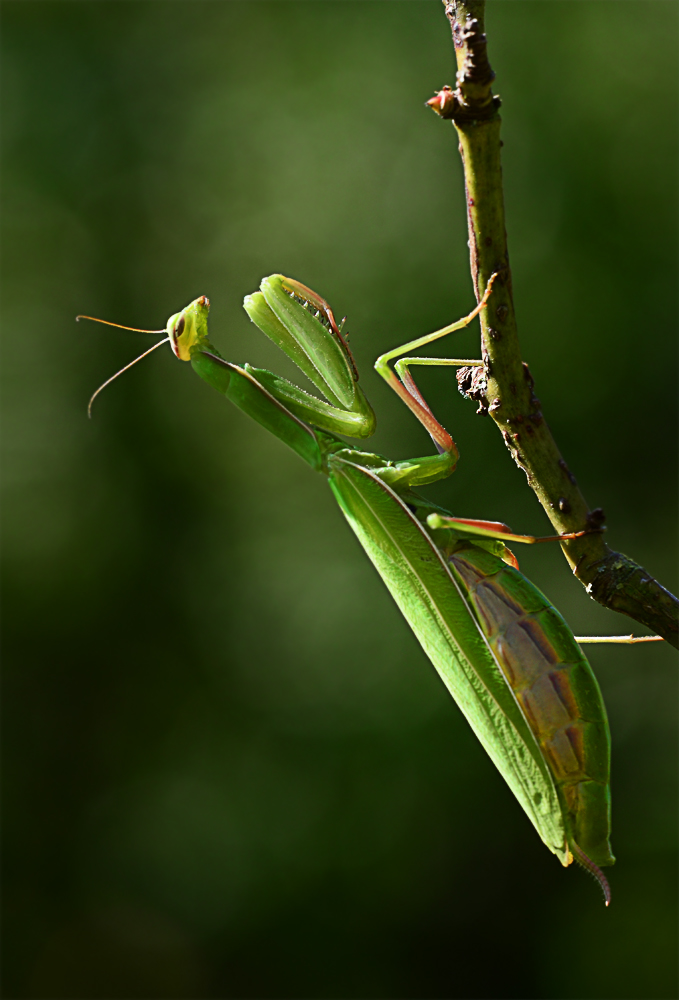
[430,0,678,647]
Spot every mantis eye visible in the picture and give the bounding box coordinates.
[173,314,186,339]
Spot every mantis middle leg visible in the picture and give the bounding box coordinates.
[372,274,497,489]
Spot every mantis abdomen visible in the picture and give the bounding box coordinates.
[448,542,614,868]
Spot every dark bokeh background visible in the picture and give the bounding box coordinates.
[2,3,677,998]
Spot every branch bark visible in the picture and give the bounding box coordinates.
[428,0,678,647]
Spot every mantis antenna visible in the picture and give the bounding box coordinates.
[77,313,169,418]
[76,316,166,334]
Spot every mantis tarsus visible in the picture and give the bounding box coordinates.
[81,274,663,905]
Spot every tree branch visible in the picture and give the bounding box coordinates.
[428,0,678,647]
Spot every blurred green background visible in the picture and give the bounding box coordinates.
[2,2,677,997]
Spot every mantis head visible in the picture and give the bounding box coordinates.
[166,295,211,361]
[80,295,212,416]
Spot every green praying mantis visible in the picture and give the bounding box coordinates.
[80,273,663,905]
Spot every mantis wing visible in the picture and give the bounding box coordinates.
[328,456,569,865]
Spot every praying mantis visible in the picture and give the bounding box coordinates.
[81,273,661,904]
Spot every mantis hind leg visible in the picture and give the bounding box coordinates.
[427,516,663,644]
[427,514,597,547]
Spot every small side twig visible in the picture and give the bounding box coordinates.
[428,0,678,647]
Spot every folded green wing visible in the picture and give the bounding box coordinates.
[328,455,569,864]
